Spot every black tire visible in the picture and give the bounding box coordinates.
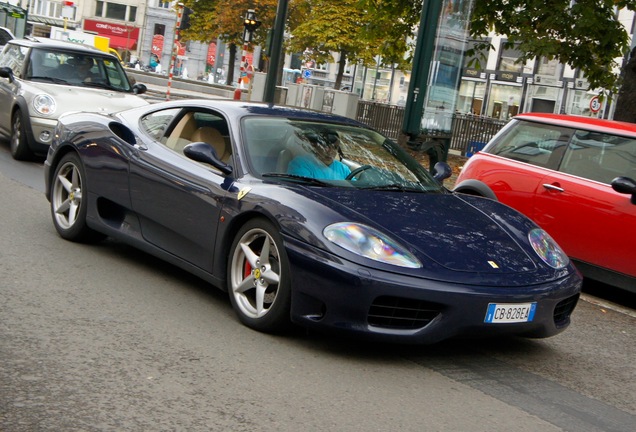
[10,110,33,161]
[227,218,292,333]
[50,153,105,243]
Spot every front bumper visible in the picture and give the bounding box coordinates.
[285,239,582,344]
[28,115,57,155]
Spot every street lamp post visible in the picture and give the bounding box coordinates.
[263,0,289,104]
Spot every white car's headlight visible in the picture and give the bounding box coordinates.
[33,94,56,115]
[528,228,569,269]
[324,222,422,268]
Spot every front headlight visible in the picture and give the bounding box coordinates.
[528,228,569,269]
[33,94,56,115]
[324,222,422,268]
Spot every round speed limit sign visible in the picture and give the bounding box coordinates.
[589,96,601,113]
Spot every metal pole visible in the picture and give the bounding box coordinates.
[263,0,289,103]
[238,10,255,89]
[401,0,444,138]
[166,3,184,101]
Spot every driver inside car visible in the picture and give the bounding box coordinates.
[287,131,351,180]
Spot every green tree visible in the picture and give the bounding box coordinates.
[379,0,635,121]
[287,0,367,90]
[470,0,635,122]
[179,0,277,84]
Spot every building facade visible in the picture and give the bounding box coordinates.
[10,1,636,120]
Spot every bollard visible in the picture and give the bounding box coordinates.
[234,88,242,100]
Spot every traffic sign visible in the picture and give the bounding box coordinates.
[302,69,312,79]
[589,96,601,113]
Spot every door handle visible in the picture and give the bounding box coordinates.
[542,183,564,192]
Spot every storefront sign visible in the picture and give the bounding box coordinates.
[83,19,139,50]
[496,71,519,82]
[463,68,481,78]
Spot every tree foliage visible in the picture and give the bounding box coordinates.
[179,0,278,83]
[175,0,636,120]
[180,0,278,47]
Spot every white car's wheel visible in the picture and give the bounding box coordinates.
[10,110,33,161]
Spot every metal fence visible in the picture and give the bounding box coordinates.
[355,100,508,156]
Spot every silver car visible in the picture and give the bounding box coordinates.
[0,37,148,160]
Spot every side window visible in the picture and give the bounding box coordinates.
[0,45,27,77]
[139,108,181,142]
[560,131,636,184]
[162,109,232,163]
[487,120,571,169]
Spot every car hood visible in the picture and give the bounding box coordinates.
[283,187,546,277]
[28,82,148,114]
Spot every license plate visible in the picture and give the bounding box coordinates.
[484,302,537,323]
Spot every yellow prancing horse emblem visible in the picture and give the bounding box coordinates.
[237,187,252,200]
[253,268,261,279]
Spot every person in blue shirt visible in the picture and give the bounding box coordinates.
[287,131,351,180]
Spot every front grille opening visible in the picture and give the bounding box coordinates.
[368,296,441,330]
[554,294,579,327]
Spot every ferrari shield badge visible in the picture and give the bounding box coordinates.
[237,187,252,201]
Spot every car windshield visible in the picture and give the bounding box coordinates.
[243,116,443,192]
[25,48,132,91]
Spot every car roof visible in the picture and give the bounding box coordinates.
[148,99,367,125]
[515,113,636,138]
[7,37,113,58]
[0,26,15,45]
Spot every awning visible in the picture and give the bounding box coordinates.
[28,15,75,28]
[107,34,137,50]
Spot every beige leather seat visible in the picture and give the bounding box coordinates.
[190,127,231,162]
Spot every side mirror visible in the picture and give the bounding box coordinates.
[433,161,452,184]
[132,83,147,95]
[611,176,636,205]
[0,66,15,83]
[183,142,233,176]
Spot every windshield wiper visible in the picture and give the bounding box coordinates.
[262,172,332,187]
[359,183,424,192]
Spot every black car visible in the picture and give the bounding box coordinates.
[44,100,582,344]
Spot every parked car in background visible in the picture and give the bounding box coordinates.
[0,26,15,50]
[44,100,582,344]
[454,113,636,293]
[0,37,148,160]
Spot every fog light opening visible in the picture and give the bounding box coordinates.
[39,131,52,143]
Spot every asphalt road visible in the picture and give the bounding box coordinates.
[1,145,635,431]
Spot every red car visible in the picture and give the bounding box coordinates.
[454,113,636,292]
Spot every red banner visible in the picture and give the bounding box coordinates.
[174,40,186,57]
[207,42,216,65]
[151,34,164,57]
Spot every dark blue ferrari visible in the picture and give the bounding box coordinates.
[44,100,582,344]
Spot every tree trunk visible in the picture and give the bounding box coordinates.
[334,50,347,90]
[613,47,636,124]
[226,43,237,86]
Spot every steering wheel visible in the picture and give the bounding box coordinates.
[346,164,373,180]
